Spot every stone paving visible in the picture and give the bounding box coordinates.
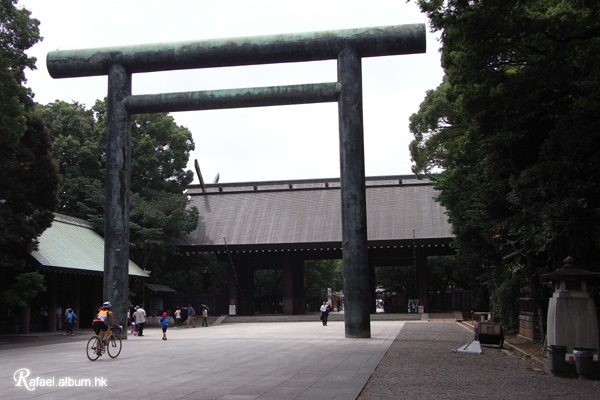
[2,315,599,399]
[1,319,404,400]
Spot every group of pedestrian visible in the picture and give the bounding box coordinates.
[52,301,210,342]
[125,304,209,340]
[62,299,334,338]
[172,304,209,328]
[128,304,167,339]
[44,304,78,335]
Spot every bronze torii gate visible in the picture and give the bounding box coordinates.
[47,24,425,338]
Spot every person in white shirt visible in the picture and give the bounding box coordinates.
[133,304,147,336]
[319,301,330,326]
[174,306,182,328]
[201,308,208,327]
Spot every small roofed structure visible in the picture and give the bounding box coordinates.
[20,214,149,333]
[541,256,600,283]
[31,214,148,277]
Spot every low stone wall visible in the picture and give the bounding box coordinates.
[144,316,174,327]
[519,312,534,339]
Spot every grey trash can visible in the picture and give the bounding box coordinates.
[547,345,567,372]
[573,348,595,376]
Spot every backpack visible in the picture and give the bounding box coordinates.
[67,311,77,323]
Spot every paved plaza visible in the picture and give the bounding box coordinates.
[2,318,599,399]
[1,319,404,400]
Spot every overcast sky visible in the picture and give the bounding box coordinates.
[18,0,443,184]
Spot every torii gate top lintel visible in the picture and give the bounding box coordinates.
[47,24,425,78]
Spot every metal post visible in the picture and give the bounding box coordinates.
[337,47,370,338]
[416,252,429,313]
[104,64,132,336]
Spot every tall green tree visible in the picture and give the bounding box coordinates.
[150,251,225,307]
[0,1,58,329]
[0,114,59,290]
[36,101,104,222]
[254,269,284,312]
[38,100,199,276]
[410,0,600,328]
[305,259,342,307]
[0,0,40,147]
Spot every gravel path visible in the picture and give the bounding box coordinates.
[357,322,600,399]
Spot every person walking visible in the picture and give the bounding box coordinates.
[186,305,196,328]
[64,307,77,336]
[174,306,182,328]
[130,306,138,334]
[320,301,329,326]
[160,312,169,340]
[133,304,147,336]
[55,305,63,330]
[38,307,48,330]
[201,307,208,327]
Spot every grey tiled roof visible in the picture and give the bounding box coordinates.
[31,214,149,277]
[182,175,452,248]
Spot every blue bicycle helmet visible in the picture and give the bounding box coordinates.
[103,301,112,308]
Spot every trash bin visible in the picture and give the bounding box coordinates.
[547,345,567,372]
[573,348,595,376]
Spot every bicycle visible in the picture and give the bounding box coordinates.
[86,327,122,361]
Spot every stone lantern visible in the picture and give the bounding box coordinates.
[542,256,600,354]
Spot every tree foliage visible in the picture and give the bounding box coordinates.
[35,101,104,222]
[0,0,40,147]
[250,259,342,313]
[254,269,284,312]
[4,271,46,307]
[305,259,342,303]
[0,1,57,316]
[411,0,600,327]
[0,1,54,261]
[37,100,199,275]
[0,114,59,274]
[376,265,418,297]
[153,252,226,303]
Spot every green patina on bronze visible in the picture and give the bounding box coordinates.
[47,24,425,78]
[123,83,341,114]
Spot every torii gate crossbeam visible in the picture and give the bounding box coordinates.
[47,24,426,339]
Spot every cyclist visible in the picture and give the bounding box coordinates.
[92,301,123,344]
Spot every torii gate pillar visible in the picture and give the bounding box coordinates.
[103,64,131,330]
[338,47,370,337]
